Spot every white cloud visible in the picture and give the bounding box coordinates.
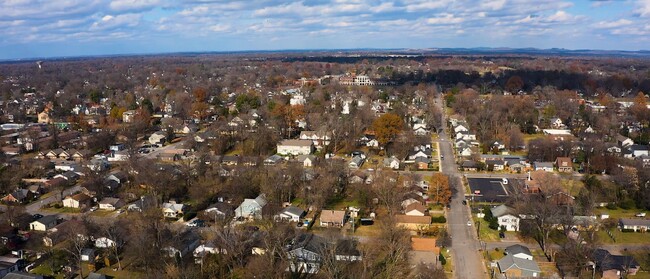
[637,0,650,17]
[595,19,633,29]
[480,0,506,11]
[208,24,230,32]
[109,0,162,12]
[404,0,451,12]
[90,13,141,31]
[426,13,464,24]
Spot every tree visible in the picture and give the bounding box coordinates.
[505,75,524,93]
[429,173,451,205]
[372,113,404,147]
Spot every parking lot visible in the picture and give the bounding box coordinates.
[467,177,509,203]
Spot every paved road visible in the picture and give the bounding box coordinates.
[435,96,487,279]
[25,184,82,215]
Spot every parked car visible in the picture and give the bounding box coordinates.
[32,214,43,220]
[467,221,472,226]
[636,212,646,217]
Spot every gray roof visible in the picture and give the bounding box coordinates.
[2,272,44,279]
[281,206,306,217]
[619,218,650,227]
[498,255,541,274]
[34,215,57,226]
[534,162,554,168]
[490,205,516,218]
[505,244,532,257]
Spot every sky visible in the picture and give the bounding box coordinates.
[1,0,650,60]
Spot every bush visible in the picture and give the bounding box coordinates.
[439,253,447,265]
[488,219,499,230]
[619,199,636,210]
[53,203,62,209]
[183,212,197,221]
[431,216,447,223]
[606,203,618,210]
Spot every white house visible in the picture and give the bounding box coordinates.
[491,205,520,231]
[276,206,306,222]
[235,194,268,220]
[504,244,534,261]
[533,162,554,172]
[619,218,650,231]
[383,156,400,169]
[30,215,58,231]
[98,198,125,211]
[161,201,186,218]
[149,131,166,145]
[95,237,116,248]
[299,131,331,148]
[295,155,316,167]
[277,139,314,156]
[454,125,469,133]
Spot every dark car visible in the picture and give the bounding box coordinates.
[499,232,505,238]
[462,200,467,205]
[32,214,43,220]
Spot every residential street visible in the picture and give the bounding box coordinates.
[25,185,82,215]
[436,96,487,279]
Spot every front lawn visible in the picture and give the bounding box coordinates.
[594,208,645,219]
[472,216,500,242]
[597,230,650,244]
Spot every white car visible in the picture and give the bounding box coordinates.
[636,212,646,217]
[467,221,472,226]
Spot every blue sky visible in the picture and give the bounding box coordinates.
[1,0,649,59]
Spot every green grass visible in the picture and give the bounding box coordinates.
[594,208,645,219]
[31,264,65,279]
[523,134,545,144]
[473,216,500,242]
[486,248,505,261]
[597,230,650,244]
[42,206,82,214]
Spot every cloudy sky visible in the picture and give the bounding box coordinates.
[1,0,649,59]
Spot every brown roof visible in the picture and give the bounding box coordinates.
[411,237,440,253]
[556,157,572,167]
[68,193,91,202]
[279,139,313,147]
[394,215,431,225]
[404,203,427,214]
[320,210,346,223]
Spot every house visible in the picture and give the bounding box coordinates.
[235,194,268,220]
[148,131,166,145]
[3,272,44,279]
[62,193,92,209]
[30,215,58,231]
[163,232,200,258]
[619,218,650,232]
[348,156,364,169]
[627,144,649,157]
[485,159,505,171]
[122,110,137,123]
[533,162,554,172]
[277,139,314,156]
[550,117,564,128]
[461,160,479,171]
[1,189,33,204]
[490,205,520,231]
[497,254,541,278]
[98,198,125,211]
[505,244,533,260]
[592,249,640,278]
[264,154,285,166]
[295,155,316,167]
[161,201,186,218]
[616,134,634,148]
[334,239,362,261]
[276,206,306,222]
[105,171,128,185]
[95,237,116,248]
[394,215,432,230]
[320,210,346,227]
[404,203,427,216]
[383,156,400,169]
[286,233,328,274]
[414,157,430,170]
[81,248,95,262]
[0,256,23,278]
[555,157,573,172]
[299,131,331,148]
[203,202,234,221]
[127,195,155,212]
[546,191,575,206]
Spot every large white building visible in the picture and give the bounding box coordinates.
[277,139,314,156]
[491,205,520,231]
